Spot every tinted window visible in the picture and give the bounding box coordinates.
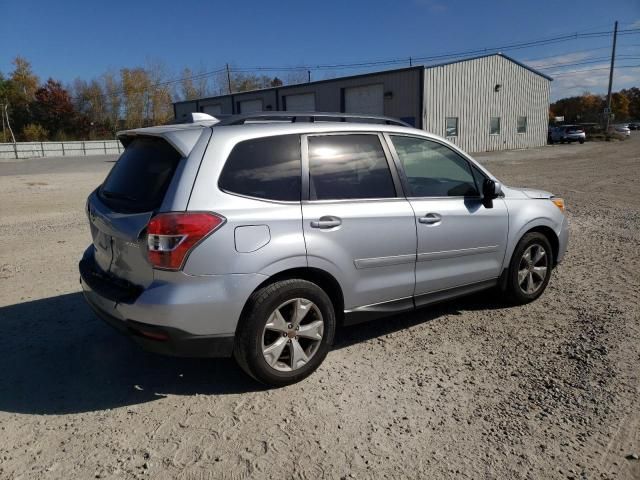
[308,134,395,200]
[445,117,458,137]
[517,116,527,133]
[100,137,181,213]
[219,135,301,201]
[490,117,501,135]
[390,136,479,197]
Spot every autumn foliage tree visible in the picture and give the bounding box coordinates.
[30,79,77,139]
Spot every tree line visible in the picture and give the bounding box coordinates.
[549,89,639,124]
[0,56,307,142]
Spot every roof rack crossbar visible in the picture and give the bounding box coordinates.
[215,112,411,127]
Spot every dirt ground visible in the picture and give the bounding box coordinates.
[0,135,638,480]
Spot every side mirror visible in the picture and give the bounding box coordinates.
[482,179,501,208]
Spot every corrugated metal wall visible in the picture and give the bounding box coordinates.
[173,68,422,126]
[423,55,550,152]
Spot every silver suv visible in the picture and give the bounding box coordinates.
[80,112,568,386]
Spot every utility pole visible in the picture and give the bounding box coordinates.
[605,20,618,133]
[409,57,412,67]
[226,64,232,94]
[307,70,311,83]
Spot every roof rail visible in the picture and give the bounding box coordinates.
[215,112,411,127]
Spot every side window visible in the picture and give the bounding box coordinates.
[445,117,458,137]
[308,134,396,200]
[517,116,527,133]
[390,135,479,197]
[219,134,301,201]
[490,117,501,135]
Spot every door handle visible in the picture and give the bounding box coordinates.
[310,216,342,229]
[419,213,442,225]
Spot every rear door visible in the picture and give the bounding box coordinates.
[88,136,183,287]
[301,133,416,311]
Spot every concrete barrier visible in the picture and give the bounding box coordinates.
[0,140,123,159]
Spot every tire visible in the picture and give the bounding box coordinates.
[233,279,336,387]
[505,232,553,305]
[579,139,584,144]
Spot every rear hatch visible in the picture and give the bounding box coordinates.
[87,136,183,288]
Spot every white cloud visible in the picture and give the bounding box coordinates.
[527,52,592,70]
[550,65,640,100]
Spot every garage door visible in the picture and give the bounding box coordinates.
[201,104,222,115]
[344,84,384,115]
[239,99,263,114]
[285,93,315,111]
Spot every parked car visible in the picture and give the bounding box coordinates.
[80,112,569,386]
[611,124,631,136]
[549,125,586,144]
[627,123,639,131]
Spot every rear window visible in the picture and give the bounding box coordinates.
[99,137,181,213]
[218,135,301,201]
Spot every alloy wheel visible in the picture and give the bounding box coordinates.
[261,298,324,372]
[517,243,549,295]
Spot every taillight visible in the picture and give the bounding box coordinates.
[146,212,225,270]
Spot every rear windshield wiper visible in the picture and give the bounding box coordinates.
[101,190,138,202]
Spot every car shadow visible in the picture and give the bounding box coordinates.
[0,290,510,415]
[335,290,508,349]
[0,292,263,415]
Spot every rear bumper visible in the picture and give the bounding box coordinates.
[83,290,235,357]
[79,247,266,357]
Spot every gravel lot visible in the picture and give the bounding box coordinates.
[0,135,638,479]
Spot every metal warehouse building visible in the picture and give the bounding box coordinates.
[173,53,551,152]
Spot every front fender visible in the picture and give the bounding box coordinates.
[503,199,565,270]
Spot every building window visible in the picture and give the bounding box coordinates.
[517,116,527,133]
[445,117,458,137]
[490,117,501,135]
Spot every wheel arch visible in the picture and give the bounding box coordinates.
[244,267,345,324]
[523,225,560,266]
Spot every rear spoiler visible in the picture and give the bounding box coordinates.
[117,125,209,158]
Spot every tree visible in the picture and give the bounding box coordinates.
[121,68,150,128]
[102,71,122,133]
[21,123,48,141]
[620,87,640,120]
[550,92,604,123]
[5,56,40,136]
[611,91,630,121]
[31,79,77,138]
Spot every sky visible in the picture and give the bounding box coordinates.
[1,0,639,101]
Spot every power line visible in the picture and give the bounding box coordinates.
[66,27,640,102]
[548,64,639,77]
[536,55,640,70]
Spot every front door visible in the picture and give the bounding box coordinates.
[301,133,417,312]
[385,134,508,302]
